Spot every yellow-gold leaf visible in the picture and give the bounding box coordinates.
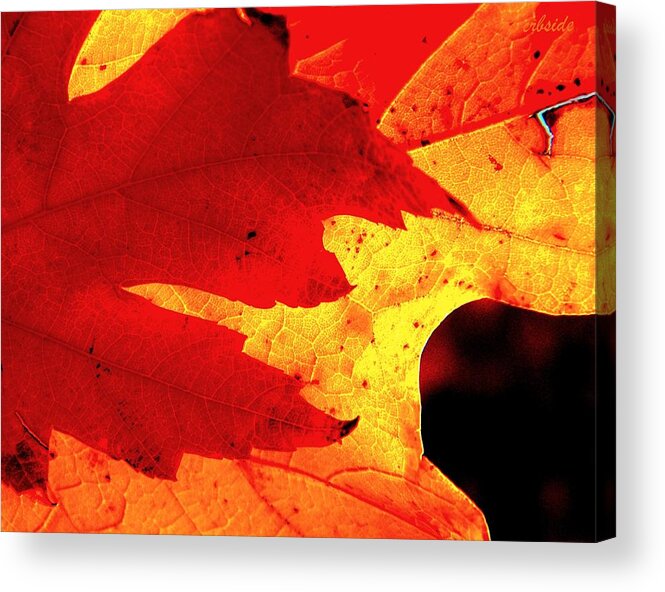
[408,100,615,314]
[68,9,204,100]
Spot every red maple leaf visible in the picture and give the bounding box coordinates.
[1,9,464,495]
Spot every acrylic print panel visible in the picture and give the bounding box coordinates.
[1,3,615,540]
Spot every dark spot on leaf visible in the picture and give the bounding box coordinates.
[447,195,468,215]
[420,139,431,147]
[342,95,359,109]
[1,447,46,493]
[556,84,565,91]
[247,230,257,240]
[245,9,289,47]
[534,50,541,59]
[339,416,360,438]
[574,77,581,86]
[9,18,20,37]
[16,441,34,461]
[544,110,558,129]
[488,154,503,171]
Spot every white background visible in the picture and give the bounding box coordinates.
[1,0,663,590]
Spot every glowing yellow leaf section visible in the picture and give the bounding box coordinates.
[68,9,204,100]
[407,100,615,314]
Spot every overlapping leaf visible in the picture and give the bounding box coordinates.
[1,9,462,495]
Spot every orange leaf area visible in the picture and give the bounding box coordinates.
[2,431,487,539]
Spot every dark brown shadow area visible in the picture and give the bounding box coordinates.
[420,299,615,542]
